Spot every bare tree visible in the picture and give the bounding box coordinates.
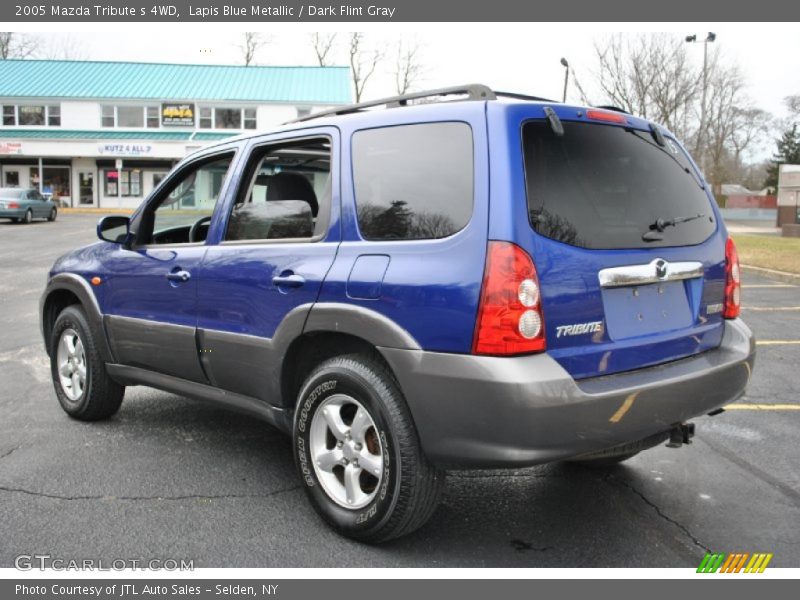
[593,33,699,139]
[238,32,269,66]
[394,38,423,95]
[311,33,337,66]
[785,95,800,117]
[348,33,382,102]
[42,34,88,60]
[0,32,39,59]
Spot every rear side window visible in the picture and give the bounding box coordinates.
[352,122,473,240]
[522,121,715,249]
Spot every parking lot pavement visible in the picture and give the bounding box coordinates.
[1,214,798,568]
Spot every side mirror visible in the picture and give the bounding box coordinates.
[97,215,132,246]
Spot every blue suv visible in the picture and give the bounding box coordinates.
[40,85,755,542]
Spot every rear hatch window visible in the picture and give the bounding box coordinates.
[522,120,715,249]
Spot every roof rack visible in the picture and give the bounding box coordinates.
[287,84,502,124]
[493,90,557,103]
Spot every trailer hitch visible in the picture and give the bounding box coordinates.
[666,422,695,448]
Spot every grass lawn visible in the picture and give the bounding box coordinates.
[732,234,800,274]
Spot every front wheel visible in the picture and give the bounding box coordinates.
[50,305,124,421]
[293,354,444,542]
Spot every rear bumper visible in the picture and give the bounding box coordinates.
[380,319,755,469]
[0,209,25,218]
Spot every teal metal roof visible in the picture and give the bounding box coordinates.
[0,129,234,141]
[0,60,352,104]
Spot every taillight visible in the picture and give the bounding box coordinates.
[723,237,741,319]
[585,109,627,124]
[472,241,546,355]
[8,202,19,209]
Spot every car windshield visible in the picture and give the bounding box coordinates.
[522,120,715,249]
[0,188,25,199]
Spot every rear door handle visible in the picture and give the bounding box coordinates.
[272,273,305,288]
[166,270,191,282]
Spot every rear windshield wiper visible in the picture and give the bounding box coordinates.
[642,213,706,241]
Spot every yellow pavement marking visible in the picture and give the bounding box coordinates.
[742,284,797,288]
[726,404,800,411]
[756,340,800,345]
[742,306,800,311]
[608,392,638,423]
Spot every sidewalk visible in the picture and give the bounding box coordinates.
[60,207,135,215]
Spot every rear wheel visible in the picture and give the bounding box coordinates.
[293,354,444,542]
[48,207,57,222]
[22,209,32,224]
[50,305,124,421]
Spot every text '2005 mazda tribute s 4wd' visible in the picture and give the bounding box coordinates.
[41,85,755,542]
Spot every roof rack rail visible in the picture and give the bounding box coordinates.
[493,91,558,103]
[286,84,497,124]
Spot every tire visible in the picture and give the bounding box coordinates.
[22,209,32,224]
[566,431,669,468]
[50,305,124,421]
[48,207,57,222]
[293,354,444,542]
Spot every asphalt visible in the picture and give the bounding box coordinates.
[0,214,798,568]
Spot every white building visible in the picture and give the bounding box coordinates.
[0,59,351,209]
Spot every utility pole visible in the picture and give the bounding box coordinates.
[686,32,716,175]
[560,57,569,103]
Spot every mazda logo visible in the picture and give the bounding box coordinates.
[655,259,668,279]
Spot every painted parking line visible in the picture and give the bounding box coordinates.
[742,306,800,311]
[756,340,800,346]
[727,404,800,411]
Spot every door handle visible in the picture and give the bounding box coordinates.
[166,270,191,282]
[272,273,305,288]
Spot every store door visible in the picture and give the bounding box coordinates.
[79,172,95,205]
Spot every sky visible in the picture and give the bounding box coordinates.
[12,23,800,159]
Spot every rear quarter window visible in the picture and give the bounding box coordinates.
[522,120,715,249]
[352,122,473,241]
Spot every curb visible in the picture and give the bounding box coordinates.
[60,208,135,215]
[741,264,800,284]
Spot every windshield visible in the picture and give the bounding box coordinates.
[522,120,715,249]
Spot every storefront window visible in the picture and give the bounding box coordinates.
[104,169,142,197]
[47,105,61,126]
[117,106,144,128]
[3,105,15,126]
[215,108,241,129]
[18,106,45,126]
[2,104,60,126]
[101,105,115,127]
[199,107,212,129]
[244,108,257,129]
[101,105,158,128]
[198,106,255,130]
[30,167,71,198]
[146,106,159,128]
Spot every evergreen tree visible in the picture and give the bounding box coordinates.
[765,124,800,190]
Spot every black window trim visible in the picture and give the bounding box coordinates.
[131,146,240,249]
[350,119,476,243]
[518,117,716,251]
[219,133,335,247]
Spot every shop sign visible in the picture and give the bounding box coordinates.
[161,103,195,126]
[0,142,23,155]
[97,144,153,156]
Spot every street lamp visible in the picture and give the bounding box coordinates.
[560,57,569,103]
[686,32,717,174]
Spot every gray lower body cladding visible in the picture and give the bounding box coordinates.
[380,319,755,469]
